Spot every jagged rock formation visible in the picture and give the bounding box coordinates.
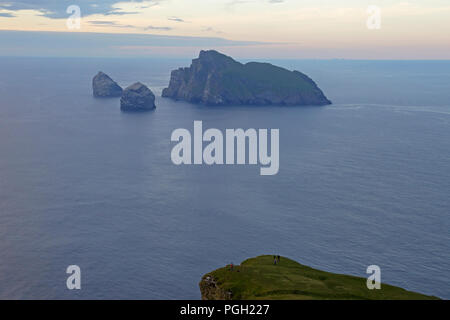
[162,50,331,106]
[92,71,123,98]
[120,82,156,111]
[199,275,233,300]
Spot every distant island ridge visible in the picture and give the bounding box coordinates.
[163,50,331,106]
[199,255,439,300]
[92,50,331,109]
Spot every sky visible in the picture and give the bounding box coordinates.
[0,0,449,59]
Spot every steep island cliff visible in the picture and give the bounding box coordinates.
[199,255,439,300]
[162,50,331,106]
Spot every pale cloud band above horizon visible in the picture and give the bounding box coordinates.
[0,0,449,59]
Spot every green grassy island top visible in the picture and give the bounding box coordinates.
[199,255,439,300]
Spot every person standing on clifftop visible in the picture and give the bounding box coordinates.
[273,256,277,265]
[277,255,281,263]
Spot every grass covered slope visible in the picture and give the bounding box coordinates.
[199,255,438,300]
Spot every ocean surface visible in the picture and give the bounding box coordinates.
[0,57,449,299]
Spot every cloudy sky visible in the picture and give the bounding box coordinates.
[0,0,449,58]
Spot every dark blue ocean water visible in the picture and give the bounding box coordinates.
[0,57,449,299]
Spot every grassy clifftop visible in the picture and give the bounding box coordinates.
[199,255,438,300]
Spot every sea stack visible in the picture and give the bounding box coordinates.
[92,71,123,98]
[162,50,331,106]
[120,82,156,111]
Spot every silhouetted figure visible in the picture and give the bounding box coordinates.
[277,255,281,263]
[273,256,277,265]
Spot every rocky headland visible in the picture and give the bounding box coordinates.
[199,255,439,300]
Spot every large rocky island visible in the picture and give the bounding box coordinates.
[199,255,439,300]
[162,50,331,106]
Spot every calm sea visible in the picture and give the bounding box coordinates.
[0,57,449,299]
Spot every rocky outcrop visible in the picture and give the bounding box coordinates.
[92,71,123,98]
[199,275,233,300]
[162,50,331,106]
[120,82,156,111]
